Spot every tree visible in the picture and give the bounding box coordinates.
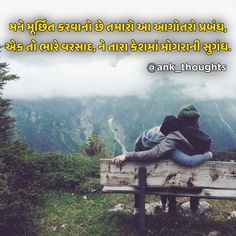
[82,133,109,158]
[0,47,18,148]
[0,49,42,235]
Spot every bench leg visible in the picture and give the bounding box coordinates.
[138,167,146,234]
[134,193,139,208]
[190,197,199,213]
[168,196,177,215]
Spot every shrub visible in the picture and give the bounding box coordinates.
[0,142,102,235]
[0,142,42,235]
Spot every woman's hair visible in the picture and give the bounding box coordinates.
[160,115,180,136]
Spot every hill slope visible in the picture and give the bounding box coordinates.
[11,85,236,153]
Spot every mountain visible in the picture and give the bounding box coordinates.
[11,85,236,153]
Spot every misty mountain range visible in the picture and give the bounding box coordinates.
[11,84,236,153]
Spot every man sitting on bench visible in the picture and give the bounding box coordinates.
[113,104,212,214]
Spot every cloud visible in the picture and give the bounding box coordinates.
[3,55,159,99]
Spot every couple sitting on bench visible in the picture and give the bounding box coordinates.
[113,104,212,214]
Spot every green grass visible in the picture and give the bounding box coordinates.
[38,192,236,236]
[39,192,134,236]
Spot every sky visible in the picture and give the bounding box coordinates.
[0,0,235,100]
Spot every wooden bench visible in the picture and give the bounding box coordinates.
[100,159,236,233]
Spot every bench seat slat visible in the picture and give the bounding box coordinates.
[101,159,236,189]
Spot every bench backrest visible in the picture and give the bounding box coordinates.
[100,159,236,189]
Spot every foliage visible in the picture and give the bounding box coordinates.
[0,50,40,235]
[0,142,42,235]
[82,133,110,158]
[0,142,101,235]
[38,153,101,194]
[0,51,18,148]
[0,51,102,235]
